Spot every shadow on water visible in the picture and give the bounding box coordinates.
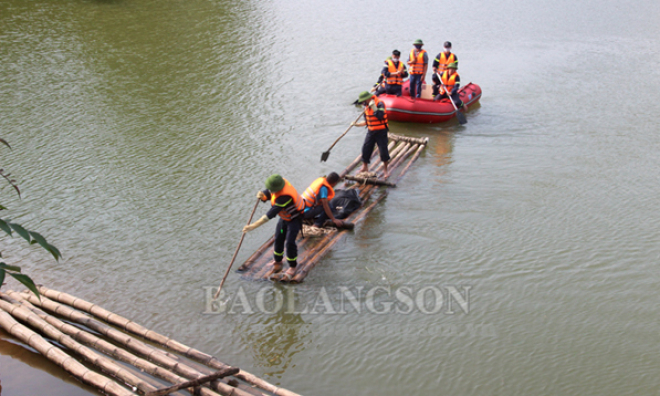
[0,329,97,396]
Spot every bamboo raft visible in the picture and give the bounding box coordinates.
[238,133,429,283]
[0,286,301,396]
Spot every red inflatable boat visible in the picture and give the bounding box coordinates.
[378,81,482,123]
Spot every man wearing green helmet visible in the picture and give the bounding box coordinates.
[243,174,306,280]
[407,39,428,99]
[353,91,390,177]
[432,61,464,109]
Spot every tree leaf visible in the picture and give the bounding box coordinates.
[0,218,12,236]
[0,262,21,272]
[29,231,60,260]
[8,272,40,299]
[0,204,7,210]
[0,138,11,150]
[9,222,31,243]
[48,244,62,260]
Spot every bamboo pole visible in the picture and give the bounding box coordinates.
[339,140,396,178]
[0,308,137,396]
[1,292,221,396]
[388,143,419,171]
[145,368,239,396]
[237,236,274,272]
[338,153,363,178]
[34,287,302,396]
[14,291,254,396]
[387,133,428,145]
[0,298,161,395]
[161,351,267,396]
[396,138,429,179]
[343,175,396,187]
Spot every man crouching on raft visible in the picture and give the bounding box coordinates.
[353,91,390,178]
[243,174,305,280]
[302,172,344,229]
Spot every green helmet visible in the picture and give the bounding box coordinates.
[265,174,285,192]
[357,91,374,104]
[447,61,458,69]
[413,39,424,45]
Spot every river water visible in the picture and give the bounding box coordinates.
[1,0,660,395]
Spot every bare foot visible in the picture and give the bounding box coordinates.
[267,261,283,277]
[281,267,297,281]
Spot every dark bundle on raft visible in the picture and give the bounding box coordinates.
[238,133,429,283]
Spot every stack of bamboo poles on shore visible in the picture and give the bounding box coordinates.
[238,133,429,283]
[0,286,301,396]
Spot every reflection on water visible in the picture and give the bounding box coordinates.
[232,287,310,378]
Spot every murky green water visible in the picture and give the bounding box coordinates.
[2,0,660,395]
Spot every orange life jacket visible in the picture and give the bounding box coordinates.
[440,71,459,95]
[409,49,427,75]
[436,52,456,73]
[386,59,404,85]
[302,177,335,208]
[271,179,305,221]
[365,95,388,132]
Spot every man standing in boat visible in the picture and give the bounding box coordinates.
[243,174,305,280]
[378,50,408,97]
[353,91,390,178]
[432,41,458,76]
[432,62,464,109]
[407,39,428,99]
[302,172,344,229]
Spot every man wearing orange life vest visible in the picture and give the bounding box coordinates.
[432,61,464,109]
[353,91,390,177]
[378,50,408,97]
[407,39,428,99]
[243,174,305,279]
[432,41,458,76]
[302,172,343,229]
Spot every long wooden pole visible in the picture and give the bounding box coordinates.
[0,308,137,396]
[214,198,261,299]
[34,287,301,396]
[320,110,365,162]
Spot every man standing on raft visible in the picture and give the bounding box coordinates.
[243,174,305,280]
[353,91,390,178]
